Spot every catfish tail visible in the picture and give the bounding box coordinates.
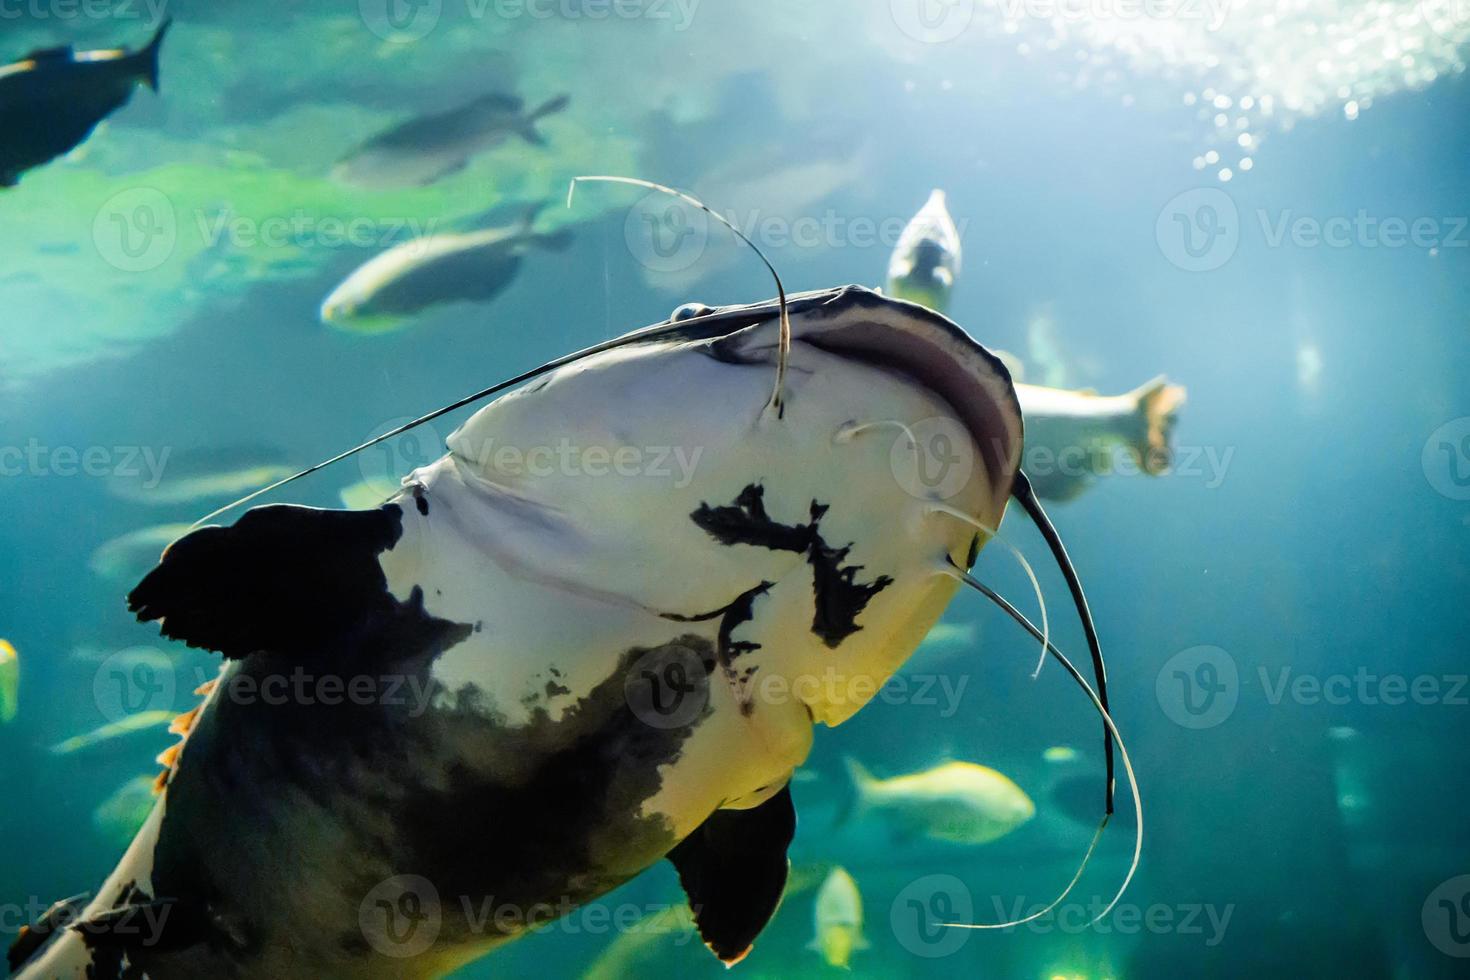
[134,17,172,92]
[1127,376,1187,475]
[833,757,873,829]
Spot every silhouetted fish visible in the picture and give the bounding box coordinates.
[0,19,170,187]
[332,93,570,189]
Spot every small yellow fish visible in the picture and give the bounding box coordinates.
[1043,745,1079,764]
[49,709,177,755]
[808,866,868,969]
[0,639,18,724]
[843,757,1035,845]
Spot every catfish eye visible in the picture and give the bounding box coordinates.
[671,303,713,322]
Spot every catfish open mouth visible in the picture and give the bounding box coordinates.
[643,285,1025,520]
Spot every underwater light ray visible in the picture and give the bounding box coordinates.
[942,560,1143,928]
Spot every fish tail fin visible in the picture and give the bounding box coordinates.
[1124,375,1187,475]
[833,757,872,828]
[137,17,172,92]
[519,94,570,145]
[513,201,573,253]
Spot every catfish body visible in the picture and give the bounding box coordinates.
[14,287,1023,978]
[0,20,169,187]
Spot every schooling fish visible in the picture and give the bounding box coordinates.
[885,189,962,314]
[14,235,1137,972]
[332,93,570,189]
[1016,376,1188,502]
[88,524,194,582]
[807,867,868,969]
[92,775,159,847]
[0,639,17,724]
[0,19,170,188]
[48,709,178,756]
[320,203,573,334]
[108,446,295,506]
[840,757,1036,845]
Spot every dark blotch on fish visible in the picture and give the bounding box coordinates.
[690,485,893,647]
[0,19,170,187]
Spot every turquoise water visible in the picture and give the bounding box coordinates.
[1,2,1468,978]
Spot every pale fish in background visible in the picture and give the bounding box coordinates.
[107,446,294,506]
[337,477,403,510]
[70,646,177,671]
[331,93,570,189]
[0,639,17,724]
[841,758,1035,845]
[906,619,979,670]
[320,203,573,334]
[92,775,158,847]
[578,904,698,980]
[1043,745,1080,764]
[885,188,962,314]
[88,524,193,581]
[49,710,177,756]
[808,867,868,969]
[1016,377,1188,503]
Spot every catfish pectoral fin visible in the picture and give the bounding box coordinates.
[128,503,408,659]
[667,784,796,966]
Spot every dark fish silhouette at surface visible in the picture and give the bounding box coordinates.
[0,19,171,188]
[332,93,570,189]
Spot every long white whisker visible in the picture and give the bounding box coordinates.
[930,503,1051,680]
[939,563,1143,927]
